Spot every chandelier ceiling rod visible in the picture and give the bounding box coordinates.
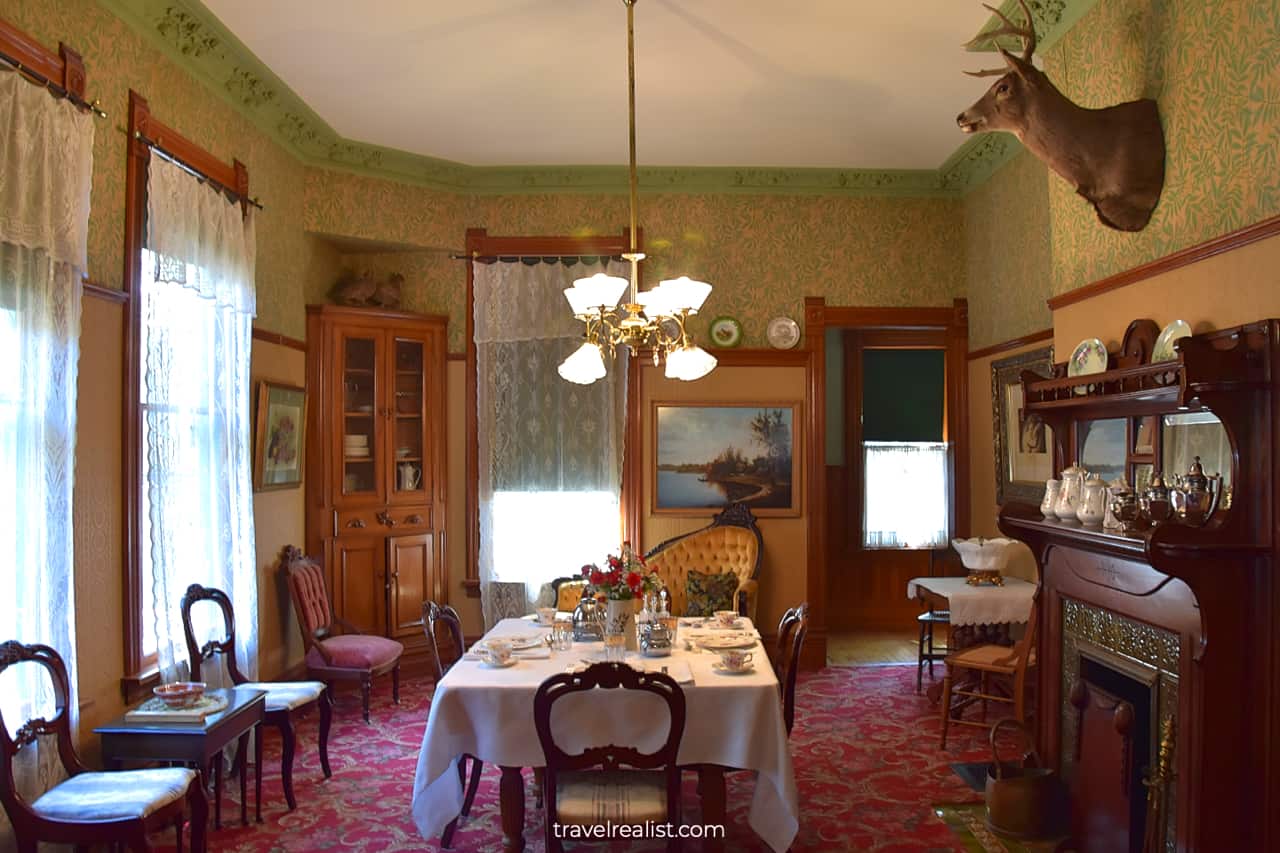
[624,0,642,302]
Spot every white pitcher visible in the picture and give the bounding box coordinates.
[1076,473,1108,526]
[397,462,421,491]
[1054,463,1087,521]
[1041,479,1061,518]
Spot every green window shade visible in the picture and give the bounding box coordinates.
[861,349,944,442]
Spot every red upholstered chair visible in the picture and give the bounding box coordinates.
[423,601,483,848]
[0,641,208,852]
[280,545,403,723]
[180,584,332,812]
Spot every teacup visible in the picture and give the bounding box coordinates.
[714,610,738,628]
[480,640,513,666]
[536,607,556,626]
[717,649,754,671]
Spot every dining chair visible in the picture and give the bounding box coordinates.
[280,545,403,723]
[534,662,686,853]
[939,596,1038,749]
[772,606,800,680]
[780,602,810,736]
[422,601,483,849]
[180,584,332,811]
[0,641,208,852]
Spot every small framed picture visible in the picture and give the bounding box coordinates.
[254,380,306,491]
[991,347,1054,505]
[653,402,801,516]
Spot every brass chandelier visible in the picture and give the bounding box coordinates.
[557,0,717,385]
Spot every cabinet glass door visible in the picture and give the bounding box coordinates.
[390,337,428,499]
[340,333,381,496]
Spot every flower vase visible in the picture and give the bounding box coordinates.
[606,598,639,650]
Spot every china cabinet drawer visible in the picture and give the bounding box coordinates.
[334,505,432,536]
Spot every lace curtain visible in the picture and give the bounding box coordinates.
[0,69,93,845]
[474,259,628,627]
[141,155,258,685]
[863,441,950,549]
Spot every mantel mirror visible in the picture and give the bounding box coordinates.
[1162,411,1232,490]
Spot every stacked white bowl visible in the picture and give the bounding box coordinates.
[344,434,369,458]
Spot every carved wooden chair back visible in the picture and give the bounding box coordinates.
[0,642,87,808]
[534,662,686,830]
[423,601,464,681]
[280,545,336,652]
[774,606,800,680]
[180,584,249,685]
[782,603,810,736]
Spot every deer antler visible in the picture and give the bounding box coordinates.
[963,0,1037,77]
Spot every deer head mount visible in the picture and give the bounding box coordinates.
[955,0,1165,232]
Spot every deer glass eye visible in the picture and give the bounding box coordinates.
[996,82,1010,96]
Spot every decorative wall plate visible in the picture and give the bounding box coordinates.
[1152,320,1192,362]
[766,316,801,349]
[1068,338,1108,394]
[709,316,743,348]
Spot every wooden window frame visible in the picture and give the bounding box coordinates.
[843,327,950,554]
[0,17,87,107]
[120,90,251,701]
[461,229,637,597]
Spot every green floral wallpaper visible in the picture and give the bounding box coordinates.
[963,151,1053,348]
[8,0,327,338]
[1042,0,1280,295]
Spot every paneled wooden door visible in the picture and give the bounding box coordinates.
[388,533,437,640]
[332,537,387,636]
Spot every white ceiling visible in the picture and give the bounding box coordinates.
[203,0,996,170]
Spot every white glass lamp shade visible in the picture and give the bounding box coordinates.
[558,341,607,385]
[571,273,629,311]
[564,287,600,318]
[657,276,712,313]
[664,344,717,381]
[636,286,674,319]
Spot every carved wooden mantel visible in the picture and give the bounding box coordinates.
[998,318,1279,852]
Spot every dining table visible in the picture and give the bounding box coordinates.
[411,615,799,853]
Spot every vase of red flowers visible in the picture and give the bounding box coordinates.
[581,542,660,650]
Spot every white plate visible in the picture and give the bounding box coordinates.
[700,636,757,651]
[766,316,800,350]
[712,663,755,676]
[479,634,544,651]
[709,619,745,630]
[1068,338,1108,394]
[1152,320,1192,362]
[480,658,517,669]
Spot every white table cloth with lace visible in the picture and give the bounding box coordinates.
[411,617,799,852]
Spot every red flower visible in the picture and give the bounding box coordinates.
[607,555,621,570]
[581,563,594,577]
[625,571,642,590]
[589,570,605,586]
[607,570,621,587]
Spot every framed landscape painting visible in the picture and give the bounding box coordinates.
[653,402,801,517]
[254,380,306,491]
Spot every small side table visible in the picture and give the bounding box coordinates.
[96,686,266,829]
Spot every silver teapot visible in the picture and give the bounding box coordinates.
[572,595,604,642]
[1169,456,1222,527]
[638,619,673,657]
[1139,472,1174,527]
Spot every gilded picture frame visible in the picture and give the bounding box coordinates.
[254,380,306,491]
[652,401,802,517]
[991,347,1054,506]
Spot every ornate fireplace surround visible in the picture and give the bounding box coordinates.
[999,318,1280,852]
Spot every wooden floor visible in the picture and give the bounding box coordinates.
[827,629,947,666]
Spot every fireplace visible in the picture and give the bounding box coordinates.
[1061,599,1176,852]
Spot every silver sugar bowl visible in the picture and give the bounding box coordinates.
[638,620,673,657]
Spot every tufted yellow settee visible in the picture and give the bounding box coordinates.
[644,503,763,622]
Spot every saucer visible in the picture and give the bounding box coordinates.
[712,662,754,676]
[711,619,744,630]
[478,635,543,651]
[480,658,517,669]
[700,636,757,651]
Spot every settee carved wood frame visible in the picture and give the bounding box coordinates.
[644,502,764,616]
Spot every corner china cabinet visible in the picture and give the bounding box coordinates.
[305,305,448,660]
[997,318,1279,852]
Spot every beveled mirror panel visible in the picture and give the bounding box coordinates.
[1162,411,1232,488]
[1079,418,1128,483]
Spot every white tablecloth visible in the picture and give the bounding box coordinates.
[905,576,1037,626]
[411,617,799,852]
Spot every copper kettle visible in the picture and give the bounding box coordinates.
[984,719,1070,840]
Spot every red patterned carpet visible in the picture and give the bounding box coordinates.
[183,665,991,852]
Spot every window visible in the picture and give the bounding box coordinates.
[859,348,949,549]
[0,307,18,646]
[490,491,621,589]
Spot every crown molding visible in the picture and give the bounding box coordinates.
[99,0,1090,198]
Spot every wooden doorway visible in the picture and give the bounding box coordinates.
[802,299,969,643]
